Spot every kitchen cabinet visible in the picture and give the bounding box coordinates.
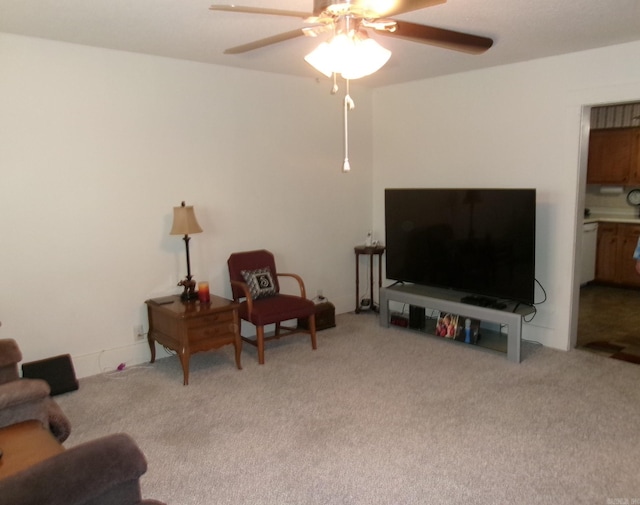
[587,128,640,185]
[619,225,640,286]
[595,222,640,287]
[595,223,618,282]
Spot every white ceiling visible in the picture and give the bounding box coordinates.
[1,0,640,88]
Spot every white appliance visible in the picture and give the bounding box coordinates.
[581,222,598,285]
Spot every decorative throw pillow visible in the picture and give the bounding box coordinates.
[241,267,277,299]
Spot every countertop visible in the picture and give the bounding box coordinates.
[584,207,640,224]
[584,216,640,224]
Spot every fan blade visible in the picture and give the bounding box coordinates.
[209,5,312,19]
[223,29,305,54]
[312,0,445,17]
[375,0,446,17]
[377,20,493,54]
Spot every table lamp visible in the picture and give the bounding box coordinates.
[170,201,202,301]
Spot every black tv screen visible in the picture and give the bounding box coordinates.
[385,188,536,305]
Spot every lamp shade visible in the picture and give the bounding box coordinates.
[304,41,336,78]
[305,34,391,80]
[170,203,202,236]
[341,38,391,79]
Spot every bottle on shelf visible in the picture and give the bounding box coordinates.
[464,318,472,343]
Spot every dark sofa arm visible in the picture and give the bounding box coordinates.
[0,338,22,383]
[0,379,50,430]
[0,433,166,505]
[0,379,71,443]
[44,397,71,443]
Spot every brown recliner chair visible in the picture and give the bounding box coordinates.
[0,335,165,505]
[0,432,166,505]
[228,249,317,364]
[0,339,71,443]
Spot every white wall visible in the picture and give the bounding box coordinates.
[0,33,373,377]
[372,41,640,351]
[3,33,639,375]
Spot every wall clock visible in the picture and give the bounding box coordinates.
[626,189,640,206]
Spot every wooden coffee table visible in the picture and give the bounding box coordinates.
[0,420,64,479]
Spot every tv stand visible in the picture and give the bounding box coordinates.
[459,295,507,310]
[379,284,535,363]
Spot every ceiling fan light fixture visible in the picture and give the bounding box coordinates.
[304,41,336,77]
[315,0,391,18]
[304,32,391,79]
[341,37,391,79]
[361,18,397,31]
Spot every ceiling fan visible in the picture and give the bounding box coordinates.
[209,1,493,172]
[209,0,494,61]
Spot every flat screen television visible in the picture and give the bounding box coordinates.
[385,188,536,305]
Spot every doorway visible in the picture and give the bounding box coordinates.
[575,101,640,363]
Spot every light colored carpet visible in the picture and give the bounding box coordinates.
[56,313,640,505]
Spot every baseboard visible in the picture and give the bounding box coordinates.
[68,307,356,379]
[70,341,163,379]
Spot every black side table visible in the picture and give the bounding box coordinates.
[354,245,385,313]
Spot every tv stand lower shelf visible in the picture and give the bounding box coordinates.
[379,284,535,363]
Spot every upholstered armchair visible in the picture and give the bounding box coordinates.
[0,339,71,443]
[227,249,317,364]
[0,432,166,505]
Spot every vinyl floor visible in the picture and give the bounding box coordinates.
[578,284,640,364]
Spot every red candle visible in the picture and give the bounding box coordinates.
[197,282,210,303]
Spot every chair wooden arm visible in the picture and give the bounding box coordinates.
[230,279,254,314]
[277,273,307,299]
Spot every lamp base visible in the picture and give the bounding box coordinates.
[178,278,198,302]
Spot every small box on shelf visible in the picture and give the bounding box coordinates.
[390,312,409,327]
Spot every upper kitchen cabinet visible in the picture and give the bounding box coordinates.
[587,127,640,185]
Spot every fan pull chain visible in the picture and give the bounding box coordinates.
[342,79,354,173]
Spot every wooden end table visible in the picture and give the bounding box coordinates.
[145,294,242,385]
[0,420,64,479]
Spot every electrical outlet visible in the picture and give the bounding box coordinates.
[134,325,145,341]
